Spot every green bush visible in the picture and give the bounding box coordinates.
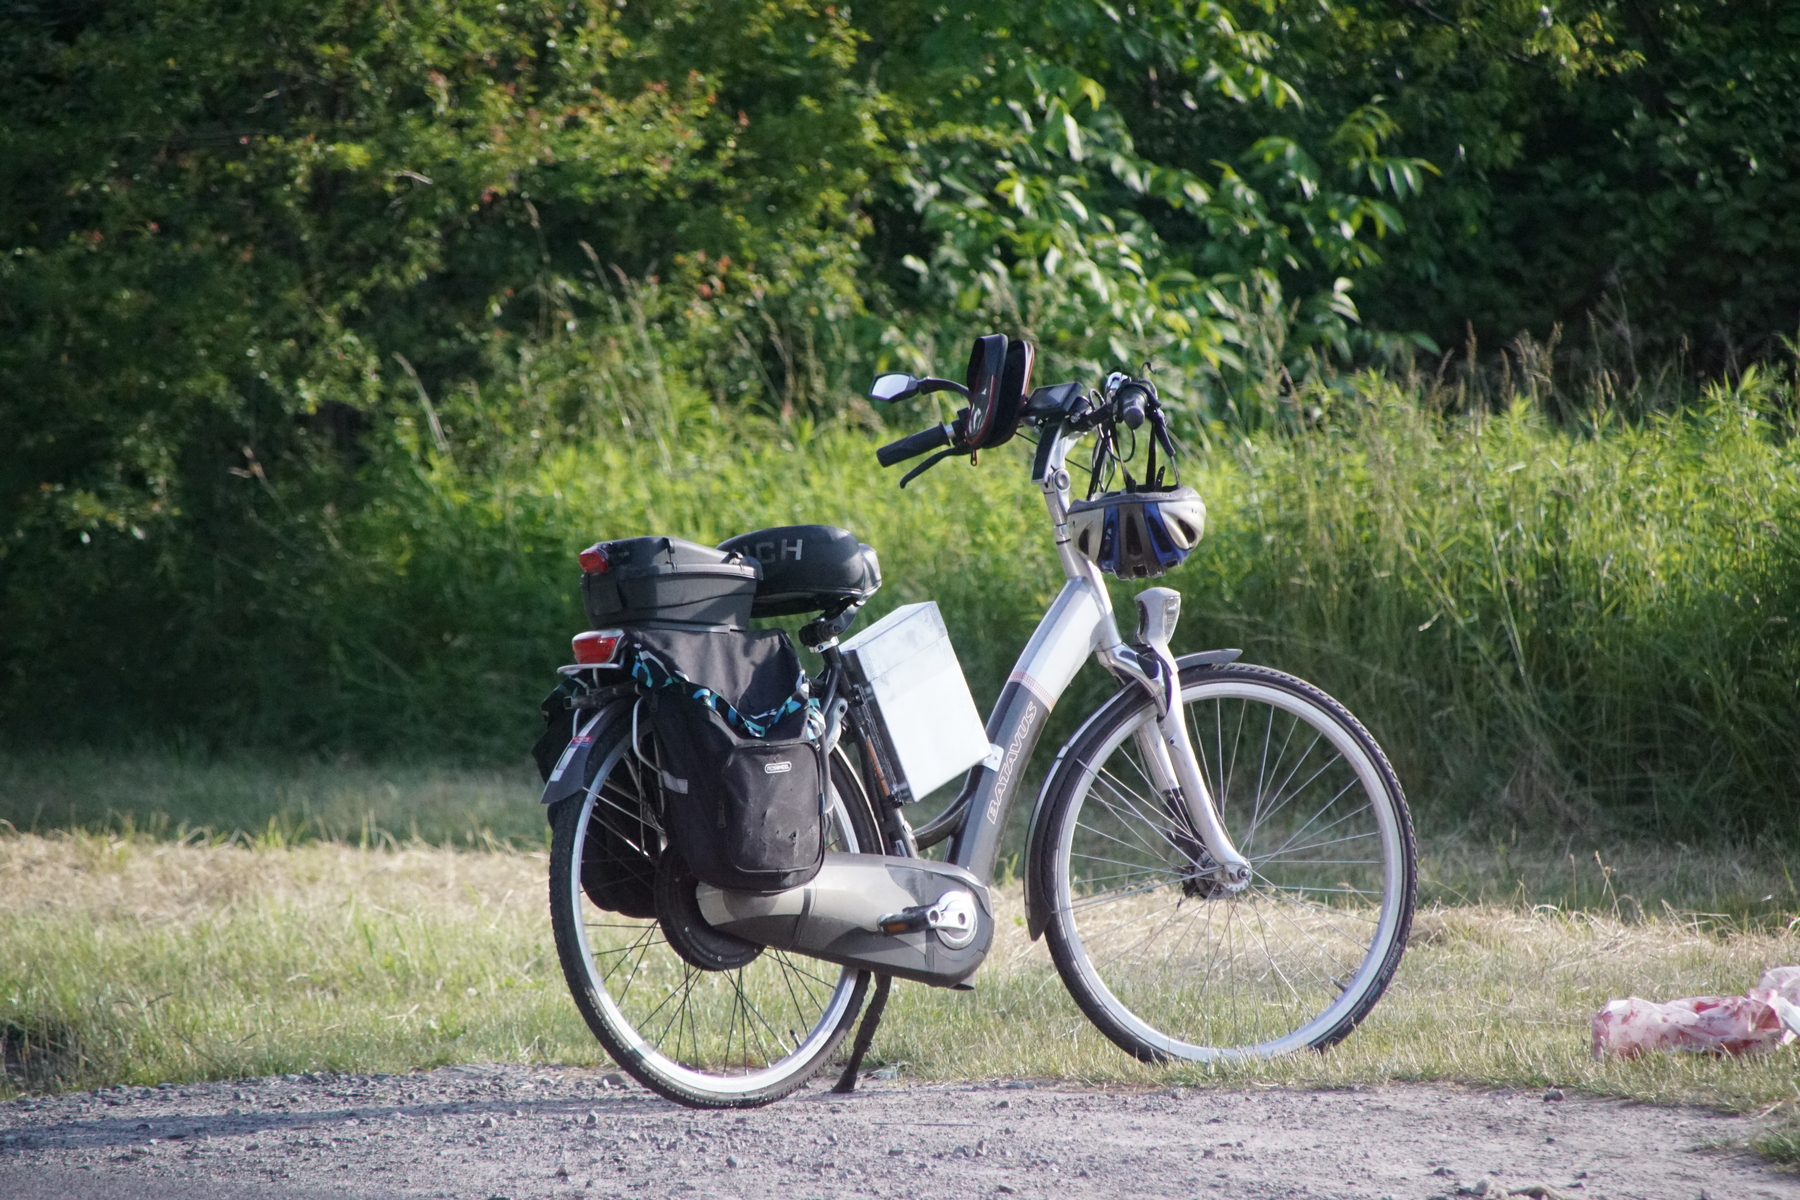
[5,0,1799,845]
[1259,0,1800,368]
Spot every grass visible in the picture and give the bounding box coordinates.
[9,743,1799,927]
[2,827,1797,1160]
[31,362,1793,846]
[0,745,544,848]
[0,832,570,1091]
[1189,377,1800,843]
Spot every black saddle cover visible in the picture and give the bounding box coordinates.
[717,525,881,617]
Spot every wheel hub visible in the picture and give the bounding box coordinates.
[654,853,764,972]
[1164,795,1249,899]
[1178,848,1239,899]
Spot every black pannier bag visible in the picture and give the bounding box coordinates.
[534,681,659,919]
[632,627,826,894]
[579,779,662,919]
[581,535,760,629]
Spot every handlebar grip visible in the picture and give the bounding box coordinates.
[1117,381,1150,430]
[877,423,951,467]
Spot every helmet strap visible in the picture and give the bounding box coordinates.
[1145,407,1180,490]
[1086,425,1114,500]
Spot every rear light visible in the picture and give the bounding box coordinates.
[578,542,610,573]
[572,629,624,666]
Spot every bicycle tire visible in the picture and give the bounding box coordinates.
[1035,660,1416,1062]
[548,719,880,1107]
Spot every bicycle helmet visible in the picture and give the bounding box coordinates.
[1065,486,1206,579]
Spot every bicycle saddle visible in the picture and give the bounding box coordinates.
[718,525,882,617]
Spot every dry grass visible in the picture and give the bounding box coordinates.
[884,879,1800,1102]
[3,829,1798,1143]
[0,748,543,847]
[0,832,580,1091]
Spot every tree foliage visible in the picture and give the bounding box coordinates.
[1269,0,1800,367]
[1,0,1796,749]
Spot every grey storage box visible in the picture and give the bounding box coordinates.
[841,601,990,803]
[580,536,760,629]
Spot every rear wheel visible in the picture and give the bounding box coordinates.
[549,720,879,1107]
[1038,661,1415,1062]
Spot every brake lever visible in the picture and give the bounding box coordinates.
[898,448,963,488]
[1063,391,1101,430]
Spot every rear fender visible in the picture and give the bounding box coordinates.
[540,695,638,808]
[1022,649,1242,940]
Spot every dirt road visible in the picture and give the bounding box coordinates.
[0,1064,1790,1200]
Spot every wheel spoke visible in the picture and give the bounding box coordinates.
[1084,759,1192,861]
[551,735,873,1103]
[1261,777,1365,861]
[1049,667,1413,1063]
[1242,735,1337,844]
[1253,826,1380,860]
[1066,871,1187,911]
[1240,706,1302,857]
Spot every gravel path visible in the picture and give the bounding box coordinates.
[0,1064,1791,1200]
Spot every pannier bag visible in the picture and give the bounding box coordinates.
[533,680,659,919]
[633,627,827,894]
[580,772,663,918]
[581,535,760,629]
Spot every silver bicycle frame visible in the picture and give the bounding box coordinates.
[946,422,1251,889]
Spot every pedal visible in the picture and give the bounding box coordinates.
[876,905,930,936]
[877,889,979,948]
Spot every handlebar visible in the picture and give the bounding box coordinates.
[876,423,952,467]
[1116,380,1151,430]
[870,367,1162,486]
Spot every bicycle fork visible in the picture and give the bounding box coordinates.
[1107,588,1252,895]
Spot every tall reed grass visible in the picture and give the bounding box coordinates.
[137,362,1795,842]
[1190,375,1800,839]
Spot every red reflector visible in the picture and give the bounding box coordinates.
[572,630,624,666]
[578,543,610,573]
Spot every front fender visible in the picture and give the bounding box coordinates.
[539,695,638,808]
[1022,649,1242,940]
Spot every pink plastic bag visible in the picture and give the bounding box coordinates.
[1755,965,1800,1004]
[1592,967,1800,1058]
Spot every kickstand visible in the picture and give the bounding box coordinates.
[831,974,892,1093]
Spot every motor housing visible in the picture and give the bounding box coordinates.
[695,853,993,988]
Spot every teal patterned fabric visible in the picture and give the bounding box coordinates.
[628,644,814,739]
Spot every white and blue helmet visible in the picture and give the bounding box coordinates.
[1066,486,1206,579]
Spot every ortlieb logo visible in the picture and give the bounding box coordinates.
[763,760,793,774]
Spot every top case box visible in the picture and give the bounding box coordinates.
[581,536,761,629]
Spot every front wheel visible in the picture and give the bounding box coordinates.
[1037,661,1415,1062]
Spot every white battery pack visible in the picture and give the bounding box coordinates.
[841,601,990,803]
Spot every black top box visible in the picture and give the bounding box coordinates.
[580,536,761,629]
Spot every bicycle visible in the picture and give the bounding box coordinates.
[536,335,1416,1108]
